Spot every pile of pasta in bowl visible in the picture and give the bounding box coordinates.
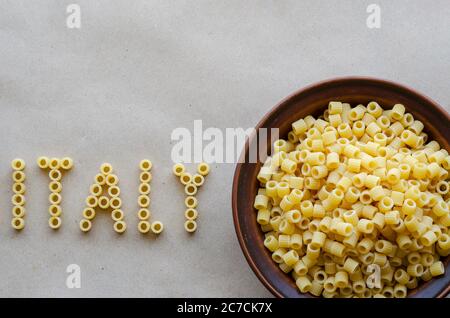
[254,101,450,298]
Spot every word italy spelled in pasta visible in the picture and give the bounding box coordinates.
[11,159,26,230]
[254,101,450,298]
[173,162,210,233]
[136,159,163,235]
[79,163,127,233]
[38,156,73,230]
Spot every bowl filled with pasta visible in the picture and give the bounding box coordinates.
[232,77,450,298]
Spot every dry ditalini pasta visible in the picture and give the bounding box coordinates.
[80,163,126,234]
[11,159,26,230]
[38,156,73,230]
[254,101,450,298]
[136,159,164,235]
[173,162,210,233]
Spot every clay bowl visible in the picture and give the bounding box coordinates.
[232,77,450,298]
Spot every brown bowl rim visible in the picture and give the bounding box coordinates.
[232,76,450,298]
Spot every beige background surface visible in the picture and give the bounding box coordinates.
[0,0,449,297]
